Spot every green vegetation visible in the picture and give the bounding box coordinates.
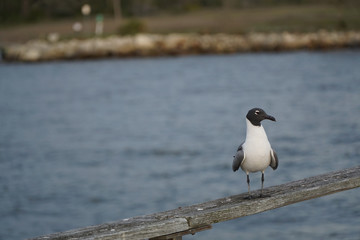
[118,19,147,35]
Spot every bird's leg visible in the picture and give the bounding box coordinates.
[260,172,264,197]
[259,171,270,198]
[244,174,252,199]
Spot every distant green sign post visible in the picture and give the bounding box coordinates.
[95,14,104,36]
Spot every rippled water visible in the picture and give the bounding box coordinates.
[0,50,359,240]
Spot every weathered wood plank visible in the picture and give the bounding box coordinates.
[31,166,360,240]
[149,225,212,240]
[32,217,190,240]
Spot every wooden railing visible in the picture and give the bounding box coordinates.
[30,166,360,240]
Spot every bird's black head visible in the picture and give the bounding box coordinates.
[246,108,276,126]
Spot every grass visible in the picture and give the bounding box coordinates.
[1,4,359,46]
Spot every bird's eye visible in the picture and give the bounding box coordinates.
[255,110,260,115]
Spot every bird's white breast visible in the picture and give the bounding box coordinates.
[241,119,271,173]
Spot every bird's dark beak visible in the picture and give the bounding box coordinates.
[265,114,276,122]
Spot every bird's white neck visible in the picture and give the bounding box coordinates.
[245,118,269,142]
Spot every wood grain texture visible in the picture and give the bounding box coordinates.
[30,166,360,240]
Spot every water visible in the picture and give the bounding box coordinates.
[0,50,359,240]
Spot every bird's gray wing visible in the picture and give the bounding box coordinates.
[236,143,243,152]
[270,148,278,170]
[232,143,245,172]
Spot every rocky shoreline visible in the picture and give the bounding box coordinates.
[3,31,360,62]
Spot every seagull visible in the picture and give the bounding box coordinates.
[232,108,278,198]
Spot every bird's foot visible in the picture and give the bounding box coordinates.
[243,195,254,200]
[259,193,270,198]
[244,194,270,200]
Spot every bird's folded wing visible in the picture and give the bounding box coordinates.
[270,148,278,170]
[232,149,245,172]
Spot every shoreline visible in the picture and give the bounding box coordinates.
[3,30,360,62]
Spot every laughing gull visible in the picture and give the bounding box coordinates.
[232,108,278,198]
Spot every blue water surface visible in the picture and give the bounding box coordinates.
[0,50,359,240]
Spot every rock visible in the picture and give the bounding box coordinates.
[134,34,154,49]
[19,40,49,61]
[107,36,136,56]
[22,48,41,61]
[163,34,189,54]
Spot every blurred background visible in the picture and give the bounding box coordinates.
[0,1,360,240]
[1,0,360,45]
